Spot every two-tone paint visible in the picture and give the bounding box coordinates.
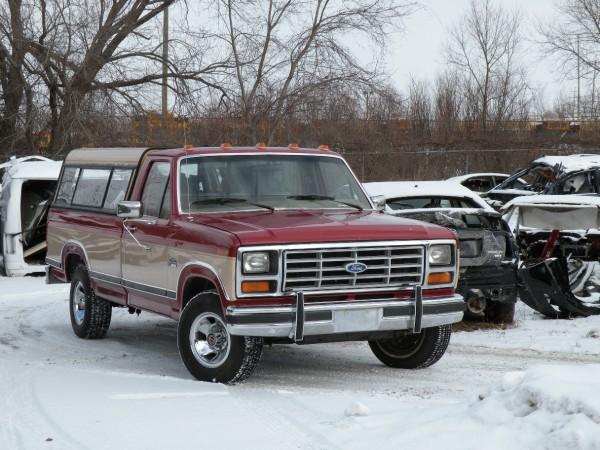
[46,147,464,335]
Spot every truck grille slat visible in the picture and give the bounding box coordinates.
[283,245,424,291]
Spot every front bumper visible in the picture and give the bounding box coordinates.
[226,290,464,340]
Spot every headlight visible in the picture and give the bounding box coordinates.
[429,245,452,266]
[242,252,270,274]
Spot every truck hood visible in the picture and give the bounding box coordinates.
[193,210,455,246]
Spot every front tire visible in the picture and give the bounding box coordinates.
[177,293,263,384]
[368,325,451,369]
[69,265,112,339]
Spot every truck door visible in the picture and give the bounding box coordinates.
[121,160,175,315]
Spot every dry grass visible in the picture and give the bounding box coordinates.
[452,321,511,332]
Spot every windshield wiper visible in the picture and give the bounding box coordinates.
[286,194,363,211]
[191,197,275,212]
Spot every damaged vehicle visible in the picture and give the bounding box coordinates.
[364,181,518,322]
[447,172,512,194]
[485,154,600,209]
[0,157,61,276]
[502,195,600,318]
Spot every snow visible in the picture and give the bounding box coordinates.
[447,172,509,183]
[503,194,600,210]
[363,181,494,211]
[1,277,600,450]
[3,160,62,181]
[533,154,600,173]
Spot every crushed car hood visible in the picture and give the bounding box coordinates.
[192,209,456,245]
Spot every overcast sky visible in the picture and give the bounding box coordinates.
[384,0,572,109]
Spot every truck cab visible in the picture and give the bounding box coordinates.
[46,146,464,383]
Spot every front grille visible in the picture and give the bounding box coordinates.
[283,245,424,291]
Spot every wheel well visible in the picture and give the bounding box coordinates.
[65,253,83,281]
[182,277,218,310]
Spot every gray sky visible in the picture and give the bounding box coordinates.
[385,0,573,109]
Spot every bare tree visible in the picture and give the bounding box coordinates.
[446,0,527,130]
[211,0,417,143]
[0,0,229,155]
[539,0,600,119]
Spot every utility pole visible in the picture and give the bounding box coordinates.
[162,4,169,123]
[577,33,581,121]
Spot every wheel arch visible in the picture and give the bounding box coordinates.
[61,241,90,281]
[177,263,230,316]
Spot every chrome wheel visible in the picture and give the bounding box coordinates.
[72,281,86,326]
[189,313,231,368]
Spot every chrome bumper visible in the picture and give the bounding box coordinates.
[226,290,464,340]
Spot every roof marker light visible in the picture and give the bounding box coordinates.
[318,144,330,151]
[288,143,299,149]
[256,142,266,149]
[184,144,193,151]
[221,143,231,149]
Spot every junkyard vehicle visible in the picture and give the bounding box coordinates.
[0,156,61,276]
[502,195,600,318]
[485,154,600,209]
[45,146,464,383]
[364,181,518,323]
[447,173,511,194]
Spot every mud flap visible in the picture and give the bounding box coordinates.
[519,258,600,318]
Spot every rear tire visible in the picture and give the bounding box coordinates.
[177,293,263,384]
[69,265,112,339]
[368,325,451,369]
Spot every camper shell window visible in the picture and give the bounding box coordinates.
[72,169,111,207]
[55,167,80,206]
[54,166,134,213]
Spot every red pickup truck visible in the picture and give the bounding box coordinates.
[46,146,464,383]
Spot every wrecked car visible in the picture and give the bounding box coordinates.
[502,195,600,318]
[485,154,600,209]
[364,181,518,323]
[447,172,512,194]
[0,157,61,276]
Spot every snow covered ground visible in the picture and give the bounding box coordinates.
[1,277,600,450]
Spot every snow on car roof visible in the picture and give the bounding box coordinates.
[4,160,62,180]
[363,181,494,211]
[502,194,600,211]
[533,154,600,173]
[447,173,510,182]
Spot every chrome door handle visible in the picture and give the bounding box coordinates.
[126,225,137,232]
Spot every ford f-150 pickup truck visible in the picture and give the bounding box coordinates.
[46,146,464,383]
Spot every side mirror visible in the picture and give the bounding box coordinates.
[117,201,142,219]
[370,195,386,211]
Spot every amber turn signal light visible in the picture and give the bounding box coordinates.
[241,280,271,294]
[427,272,452,285]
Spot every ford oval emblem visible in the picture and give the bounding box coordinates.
[345,262,368,274]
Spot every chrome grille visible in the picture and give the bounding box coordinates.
[283,245,424,291]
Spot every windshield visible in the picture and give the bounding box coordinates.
[178,154,371,212]
[498,166,556,192]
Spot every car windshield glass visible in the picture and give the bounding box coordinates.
[386,196,479,210]
[178,154,371,212]
[501,166,555,192]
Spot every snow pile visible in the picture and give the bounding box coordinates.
[344,401,371,417]
[473,365,600,450]
[323,364,600,450]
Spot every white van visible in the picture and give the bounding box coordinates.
[0,157,62,276]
